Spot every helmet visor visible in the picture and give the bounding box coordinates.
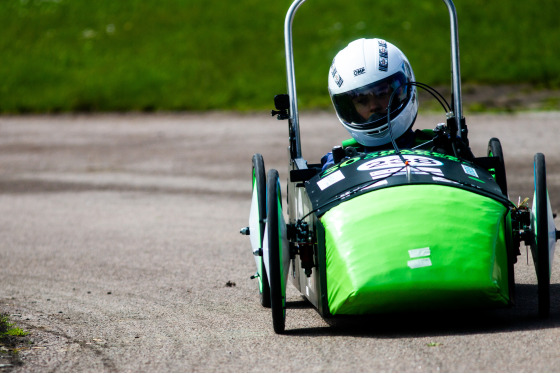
[331,72,410,129]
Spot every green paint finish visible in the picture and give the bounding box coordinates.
[321,184,510,315]
[468,176,485,184]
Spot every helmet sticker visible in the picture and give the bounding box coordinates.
[331,64,344,88]
[378,40,388,71]
[379,58,388,71]
[379,45,388,58]
[353,67,366,76]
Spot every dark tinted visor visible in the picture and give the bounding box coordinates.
[332,72,410,129]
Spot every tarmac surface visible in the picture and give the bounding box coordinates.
[1,111,560,372]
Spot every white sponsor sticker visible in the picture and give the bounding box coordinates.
[317,170,345,190]
[362,180,389,191]
[416,167,443,176]
[409,247,431,258]
[369,167,402,179]
[408,246,432,269]
[432,176,459,184]
[462,164,479,178]
[369,167,443,180]
[408,258,433,269]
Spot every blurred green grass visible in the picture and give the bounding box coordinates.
[0,0,558,113]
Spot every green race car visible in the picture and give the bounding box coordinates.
[241,0,559,334]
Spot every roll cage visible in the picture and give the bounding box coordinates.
[272,0,467,163]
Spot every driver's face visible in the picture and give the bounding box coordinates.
[351,83,391,121]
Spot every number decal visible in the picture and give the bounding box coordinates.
[357,155,443,171]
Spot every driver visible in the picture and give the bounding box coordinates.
[323,38,420,170]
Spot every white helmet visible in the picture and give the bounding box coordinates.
[328,38,418,147]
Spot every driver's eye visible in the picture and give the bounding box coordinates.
[355,96,369,106]
[373,86,390,97]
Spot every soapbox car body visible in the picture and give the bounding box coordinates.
[241,0,559,333]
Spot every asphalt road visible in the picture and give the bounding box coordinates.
[1,111,559,372]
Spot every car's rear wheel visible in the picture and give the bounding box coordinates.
[531,153,550,318]
[487,137,508,197]
[251,154,270,308]
[266,169,286,333]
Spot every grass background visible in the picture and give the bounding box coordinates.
[1,0,559,113]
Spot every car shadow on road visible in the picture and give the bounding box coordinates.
[283,283,560,338]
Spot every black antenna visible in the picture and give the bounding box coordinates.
[386,86,406,162]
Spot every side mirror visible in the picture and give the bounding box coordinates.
[271,94,289,120]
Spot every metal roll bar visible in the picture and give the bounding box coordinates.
[284,0,306,159]
[283,0,465,159]
[442,0,463,125]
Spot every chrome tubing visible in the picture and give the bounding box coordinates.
[442,0,464,135]
[284,0,306,159]
[283,0,465,154]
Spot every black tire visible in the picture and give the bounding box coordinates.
[488,139,514,301]
[487,138,508,196]
[252,154,270,308]
[266,169,286,333]
[532,153,550,318]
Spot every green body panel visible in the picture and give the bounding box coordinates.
[321,184,511,315]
